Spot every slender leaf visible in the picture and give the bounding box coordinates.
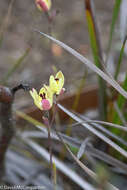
[76,119,127,132]
[107,0,122,53]
[85,0,107,119]
[112,74,127,131]
[58,103,127,158]
[78,114,127,147]
[115,36,127,80]
[53,162,57,190]
[16,110,44,127]
[35,30,127,99]
[17,112,127,172]
[77,137,91,159]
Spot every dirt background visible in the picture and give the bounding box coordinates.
[0,0,115,110]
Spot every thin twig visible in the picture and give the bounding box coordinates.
[42,114,53,179]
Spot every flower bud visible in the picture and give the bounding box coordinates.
[35,0,51,12]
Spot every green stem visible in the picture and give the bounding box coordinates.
[42,114,53,179]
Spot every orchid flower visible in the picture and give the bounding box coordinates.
[49,71,65,95]
[30,85,53,110]
[35,0,51,12]
[30,71,65,110]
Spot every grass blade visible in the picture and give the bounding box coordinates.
[114,36,127,80]
[107,0,122,53]
[58,103,127,158]
[35,30,127,99]
[85,0,107,119]
[112,74,127,129]
[77,119,127,132]
[17,112,127,172]
[78,114,127,147]
[88,146,127,173]
[16,110,44,127]
[77,137,91,159]
[85,0,103,67]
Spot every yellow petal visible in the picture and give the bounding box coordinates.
[56,71,64,83]
[34,99,43,110]
[30,88,42,110]
[46,0,51,10]
[49,75,58,94]
[44,85,53,99]
[56,71,64,89]
[49,71,65,95]
[30,88,38,100]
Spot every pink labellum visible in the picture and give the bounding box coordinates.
[41,99,51,110]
